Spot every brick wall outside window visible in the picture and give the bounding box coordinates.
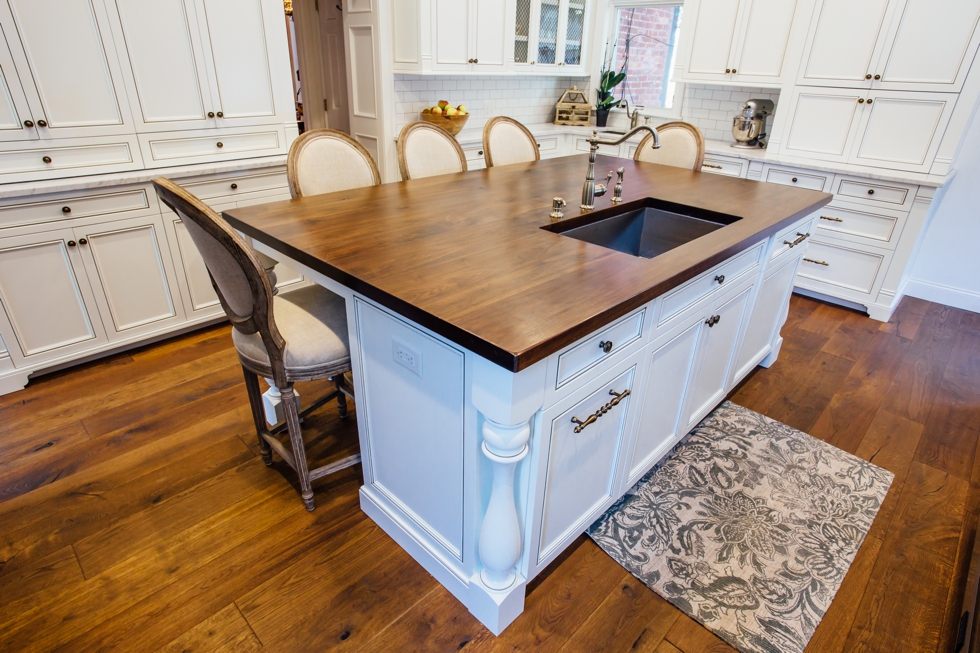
[612,6,681,109]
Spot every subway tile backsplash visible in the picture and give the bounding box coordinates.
[680,84,781,143]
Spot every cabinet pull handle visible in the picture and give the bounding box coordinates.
[571,389,631,433]
[820,216,843,222]
[866,74,873,79]
[473,58,478,64]
[478,150,483,156]
[705,315,721,327]
[23,120,33,128]
[599,340,613,354]
[725,68,731,73]
[702,163,723,169]
[78,238,87,245]
[867,189,875,195]
[61,206,71,214]
[216,111,224,118]
[714,274,725,284]
[42,156,52,164]
[791,177,798,182]
[804,258,829,266]
[231,183,238,190]
[874,74,881,80]
[208,111,215,118]
[731,68,736,73]
[216,142,223,148]
[783,232,809,248]
[37,119,47,127]
[867,99,873,104]
[67,240,76,247]
[858,98,865,103]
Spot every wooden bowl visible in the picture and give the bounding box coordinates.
[420,111,470,135]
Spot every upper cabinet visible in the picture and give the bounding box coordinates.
[392,0,592,75]
[104,0,294,132]
[680,0,808,87]
[0,0,134,140]
[798,0,980,92]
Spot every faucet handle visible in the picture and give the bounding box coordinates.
[550,197,566,220]
[605,171,614,186]
[617,167,625,182]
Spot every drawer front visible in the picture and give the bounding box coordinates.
[575,137,619,157]
[536,136,560,153]
[0,188,154,229]
[556,308,645,388]
[770,218,815,262]
[0,138,142,183]
[462,144,485,162]
[701,155,746,178]
[763,165,831,192]
[180,170,289,201]
[814,205,902,247]
[796,238,888,296]
[659,241,764,326]
[832,175,915,211]
[140,127,286,167]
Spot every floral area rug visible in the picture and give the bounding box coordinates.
[588,401,893,653]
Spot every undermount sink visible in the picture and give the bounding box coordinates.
[542,197,741,259]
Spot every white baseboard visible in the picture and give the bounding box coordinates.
[904,279,980,314]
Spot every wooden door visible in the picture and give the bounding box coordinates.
[0,0,134,139]
[319,0,350,132]
[849,91,957,172]
[0,27,36,142]
[106,0,216,133]
[874,0,980,92]
[683,0,741,78]
[731,0,799,83]
[0,228,107,366]
[432,0,472,70]
[782,88,865,162]
[472,0,509,71]
[797,0,893,87]
[196,0,289,126]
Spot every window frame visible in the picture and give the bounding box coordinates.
[592,0,687,121]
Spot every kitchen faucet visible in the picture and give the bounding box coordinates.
[581,125,660,210]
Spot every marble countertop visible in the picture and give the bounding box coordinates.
[0,155,289,200]
[451,122,949,188]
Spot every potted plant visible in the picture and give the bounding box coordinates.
[595,68,625,127]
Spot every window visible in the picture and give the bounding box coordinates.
[609,3,683,111]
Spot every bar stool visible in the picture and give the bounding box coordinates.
[482,116,540,168]
[634,121,705,171]
[396,121,468,180]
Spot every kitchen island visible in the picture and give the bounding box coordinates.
[223,154,831,634]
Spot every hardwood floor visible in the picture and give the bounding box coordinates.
[0,294,976,652]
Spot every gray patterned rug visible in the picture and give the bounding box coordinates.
[588,401,893,653]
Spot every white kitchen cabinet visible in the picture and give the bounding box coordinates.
[681,0,804,86]
[795,234,893,302]
[72,215,185,341]
[0,29,36,143]
[431,0,509,72]
[0,0,134,140]
[0,227,108,366]
[798,0,980,92]
[164,210,222,319]
[513,0,589,73]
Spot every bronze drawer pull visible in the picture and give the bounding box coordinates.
[231,183,238,190]
[714,274,725,284]
[599,340,613,354]
[62,206,71,214]
[571,389,631,433]
[705,315,721,327]
[868,189,875,195]
[67,240,76,247]
[216,142,224,148]
[791,177,798,182]
[42,156,52,164]
[37,119,47,127]
[217,111,224,118]
[804,258,829,266]
[78,238,87,245]
[783,232,809,248]
[208,111,215,118]
[702,163,723,169]
[820,216,843,222]
[23,119,33,128]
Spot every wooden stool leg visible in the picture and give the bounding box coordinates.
[242,366,273,466]
[282,384,315,511]
[334,376,348,419]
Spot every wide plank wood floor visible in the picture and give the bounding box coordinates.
[0,294,977,652]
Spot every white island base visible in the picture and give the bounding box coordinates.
[252,210,814,634]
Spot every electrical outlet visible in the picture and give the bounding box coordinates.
[392,337,422,377]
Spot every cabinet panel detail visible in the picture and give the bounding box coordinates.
[686,0,741,75]
[800,0,890,84]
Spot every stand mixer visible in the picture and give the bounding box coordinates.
[731,99,775,149]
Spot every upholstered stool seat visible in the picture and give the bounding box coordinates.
[232,284,350,380]
[634,121,705,171]
[483,116,540,168]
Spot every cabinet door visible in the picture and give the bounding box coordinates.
[432,0,472,70]
[106,0,216,133]
[195,0,283,125]
[681,278,755,433]
[472,0,508,70]
[849,91,957,172]
[797,0,892,87]
[731,0,799,82]
[163,204,223,319]
[782,88,864,162]
[560,0,587,68]
[0,26,36,142]
[684,0,741,77]
[73,215,184,340]
[875,0,980,92]
[0,228,107,366]
[535,0,561,65]
[626,313,703,488]
[0,0,133,139]
[730,253,801,387]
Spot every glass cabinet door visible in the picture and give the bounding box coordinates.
[514,0,531,63]
[537,0,560,64]
[564,0,586,65]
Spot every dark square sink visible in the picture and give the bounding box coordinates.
[542,197,742,259]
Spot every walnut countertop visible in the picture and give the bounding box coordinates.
[223,155,831,371]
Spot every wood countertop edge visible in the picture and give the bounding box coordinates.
[226,194,831,373]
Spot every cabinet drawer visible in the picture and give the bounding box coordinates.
[763,165,831,192]
[832,175,915,212]
[796,238,888,297]
[462,144,485,162]
[659,241,764,326]
[555,308,645,389]
[770,218,816,262]
[814,205,903,247]
[140,127,286,167]
[536,136,560,153]
[0,188,154,229]
[701,155,746,178]
[0,138,142,183]
[180,170,289,201]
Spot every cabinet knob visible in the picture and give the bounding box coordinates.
[791,177,798,182]
[866,74,872,79]
[217,111,224,118]
[714,274,725,284]
[208,111,215,118]
[37,119,47,127]
[731,68,736,73]
[79,238,87,245]
[42,156,52,164]
[67,240,76,247]
[858,98,865,103]
[867,98,873,104]
[61,206,71,214]
[23,120,33,128]
[868,189,874,195]
[477,150,483,156]
[874,74,881,80]
[705,315,721,327]
[216,142,223,148]
[230,183,238,190]
[725,68,731,73]
[599,340,613,354]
